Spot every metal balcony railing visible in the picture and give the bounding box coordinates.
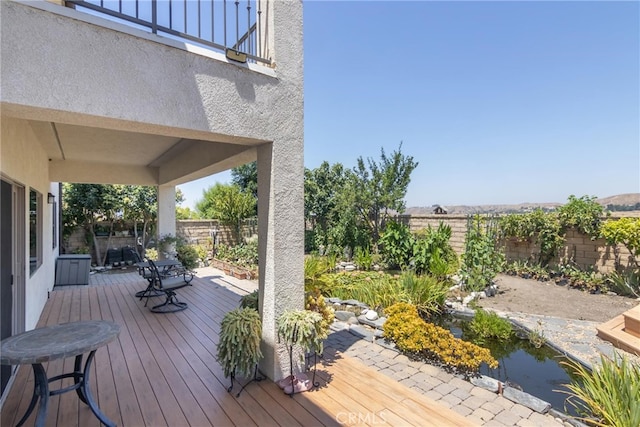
[66,0,270,65]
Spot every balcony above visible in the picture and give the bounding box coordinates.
[66,0,271,65]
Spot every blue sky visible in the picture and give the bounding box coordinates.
[179,0,639,210]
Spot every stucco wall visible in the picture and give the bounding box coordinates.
[1,1,300,187]
[1,116,59,330]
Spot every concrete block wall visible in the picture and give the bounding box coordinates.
[399,215,469,255]
[406,215,635,274]
[176,219,258,246]
[66,215,635,274]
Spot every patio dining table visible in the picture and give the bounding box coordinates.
[0,320,120,427]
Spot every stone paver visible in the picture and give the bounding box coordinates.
[324,326,576,427]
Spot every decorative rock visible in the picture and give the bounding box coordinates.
[360,308,369,315]
[371,317,386,329]
[343,299,360,306]
[348,325,375,341]
[347,316,360,325]
[502,386,551,414]
[334,311,356,322]
[365,310,379,321]
[470,375,501,393]
[330,321,349,331]
[326,297,342,304]
[344,264,357,272]
[484,285,497,297]
[358,315,386,329]
[462,294,476,306]
[356,302,370,309]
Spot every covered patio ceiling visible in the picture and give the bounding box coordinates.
[20,116,262,187]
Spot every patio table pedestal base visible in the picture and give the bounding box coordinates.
[1,320,120,427]
[17,351,115,427]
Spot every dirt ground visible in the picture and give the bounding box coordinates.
[476,274,639,323]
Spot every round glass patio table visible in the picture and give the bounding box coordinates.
[1,320,120,427]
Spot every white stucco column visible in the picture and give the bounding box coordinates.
[157,185,176,259]
[257,141,305,381]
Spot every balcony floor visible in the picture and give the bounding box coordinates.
[1,267,471,427]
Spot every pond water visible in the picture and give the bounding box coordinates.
[443,317,581,416]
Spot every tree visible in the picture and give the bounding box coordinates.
[195,183,256,244]
[304,162,349,251]
[231,161,258,199]
[176,206,197,220]
[351,143,418,249]
[121,185,157,259]
[62,183,121,265]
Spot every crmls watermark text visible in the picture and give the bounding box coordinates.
[336,410,388,425]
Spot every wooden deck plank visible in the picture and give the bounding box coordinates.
[316,350,474,427]
[102,285,168,427]
[145,290,263,426]
[113,281,213,427]
[111,286,190,427]
[94,285,143,427]
[119,281,239,427]
[2,275,474,427]
[256,380,340,427]
[78,287,101,427]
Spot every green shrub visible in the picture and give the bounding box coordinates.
[176,244,199,270]
[463,308,513,345]
[240,290,259,310]
[461,215,505,291]
[399,272,448,318]
[557,195,604,238]
[383,303,498,375]
[379,221,413,270]
[561,353,640,427]
[412,223,458,277]
[354,246,373,271]
[601,217,640,266]
[500,209,564,266]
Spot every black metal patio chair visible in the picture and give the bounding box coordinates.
[145,259,193,313]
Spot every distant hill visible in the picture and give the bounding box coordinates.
[405,193,640,215]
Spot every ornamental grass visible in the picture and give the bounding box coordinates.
[560,353,640,427]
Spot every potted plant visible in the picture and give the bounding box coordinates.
[216,307,263,396]
[277,309,326,395]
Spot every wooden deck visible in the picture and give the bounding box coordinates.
[1,271,473,426]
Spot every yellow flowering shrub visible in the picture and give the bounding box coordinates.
[306,288,335,340]
[384,303,498,374]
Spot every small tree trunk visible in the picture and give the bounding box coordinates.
[100,221,115,266]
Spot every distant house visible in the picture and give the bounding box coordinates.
[433,205,448,214]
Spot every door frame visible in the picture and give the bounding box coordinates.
[0,177,26,405]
